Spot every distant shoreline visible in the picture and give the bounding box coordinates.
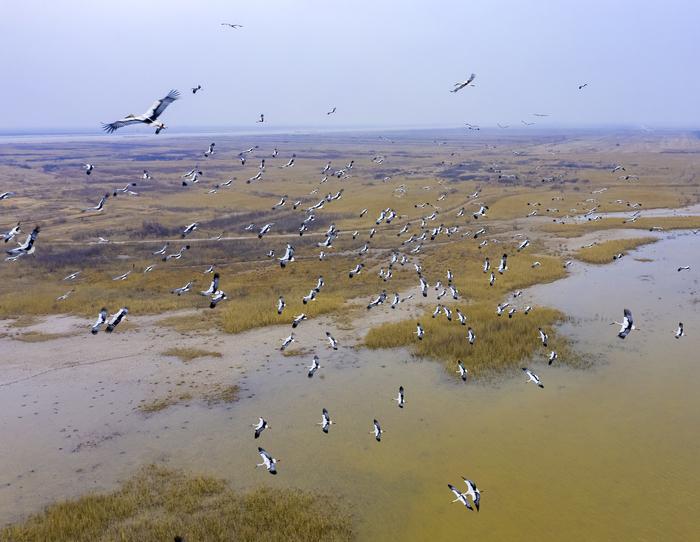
[0,125,689,144]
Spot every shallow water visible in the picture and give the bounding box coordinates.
[1,233,699,540]
[571,202,700,222]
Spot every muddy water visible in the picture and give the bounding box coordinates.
[1,232,699,540]
[571,202,700,222]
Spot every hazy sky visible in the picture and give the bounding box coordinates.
[2,0,699,132]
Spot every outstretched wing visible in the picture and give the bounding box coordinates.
[144,89,180,120]
[102,117,142,134]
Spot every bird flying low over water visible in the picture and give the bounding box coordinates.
[448,484,473,510]
[522,368,544,388]
[326,331,338,350]
[460,478,481,511]
[319,408,333,433]
[253,418,269,439]
[395,386,405,408]
[451,73,476,93]
[612,308,635,339]
[102,90,180,134]
[675,322,684,339]
[256,447,277,475]
[372,419,383,442]
[280,333,295,351]
[307,355,320,377]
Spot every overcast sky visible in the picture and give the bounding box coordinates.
[1,0,699,132]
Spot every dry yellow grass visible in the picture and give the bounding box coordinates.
[162,347,222,362]
[365,302,577,377]
[0,465,353,542]
[575,237,658,264]
[363,240,576,376]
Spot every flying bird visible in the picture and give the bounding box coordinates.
[675,322,684,339]
[372,419,383,442]
[307,355,320,377]
[292,314,307,328]
[279,244,295,268]
[191,84,202,94]
[90,308,108,334]
[105,307,128,333]
[171,281,193,295]
[82,194,109,213]
[256,447,277,475]
[6,226,39,257]
[326,331,338,350]
[448,484,474,511]
[253,418,269,439]
[209,290,227,308]
[460,478,481,511]
[221,23,243,28]
[457,360,468,382]
[182,222,198,238]
[280,333,295,351]
[415,322,425,340]
[395,386,405,408]
[451,73,476,93]
[319,408,333,433]
[522,367,544,388]
[612,308,635,339]
[102,89,180,134]
[3,223,21,243]
[326,107,336,115]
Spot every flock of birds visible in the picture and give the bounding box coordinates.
[1,29,693,524]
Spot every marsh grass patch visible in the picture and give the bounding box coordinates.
[0,465,353,542]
